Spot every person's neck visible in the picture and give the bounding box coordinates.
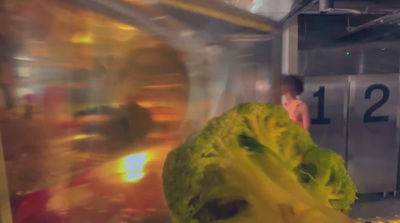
[284,94,297,104]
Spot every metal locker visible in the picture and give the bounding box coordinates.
[301,75,349,159]
[347,74,400,194]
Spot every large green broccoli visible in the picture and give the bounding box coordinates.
[163,103,356,223]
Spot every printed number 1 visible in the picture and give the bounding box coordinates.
[312,86,331,125]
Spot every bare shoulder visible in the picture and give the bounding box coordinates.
[298,102,309,112]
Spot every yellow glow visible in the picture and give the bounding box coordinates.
[115,22,136,30]
[73,134,88,140]
[117,23,136,31]
[51,134,96,145]
[71,33,93,43]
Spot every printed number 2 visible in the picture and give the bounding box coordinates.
[363,84,390,123]
[312,86,331,125]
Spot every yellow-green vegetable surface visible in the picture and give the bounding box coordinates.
[163,103,357,223]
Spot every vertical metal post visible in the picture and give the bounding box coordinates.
[281,16,298,104]
[319,0,334,13]
[282,16,298,75]
[272,29,283,104]
[0,133,12,223]
[344,75,351,168]
[397,73,400,191]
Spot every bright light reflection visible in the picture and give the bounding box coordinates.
[126,172,144,182]
[120,153,149,182]
[124,153,147,172]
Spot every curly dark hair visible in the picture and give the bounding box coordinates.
[281,75,304,97]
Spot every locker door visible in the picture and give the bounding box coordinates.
[347,75,399,193]
[301,76,349,159]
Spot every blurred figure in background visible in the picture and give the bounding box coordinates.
[103,97,154,148]
[74,97,154,149]
[281,75,310,130]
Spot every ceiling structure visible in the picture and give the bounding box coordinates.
[304,0,400,14]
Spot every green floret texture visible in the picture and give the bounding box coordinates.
[163,103,357,223]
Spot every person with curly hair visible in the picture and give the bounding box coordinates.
[281,75,310,130]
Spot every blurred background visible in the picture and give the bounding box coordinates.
[2,0,400,222]
[0,0,282,222]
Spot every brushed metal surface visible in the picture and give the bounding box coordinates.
[347,74,399,193]
[301,75,349,159]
